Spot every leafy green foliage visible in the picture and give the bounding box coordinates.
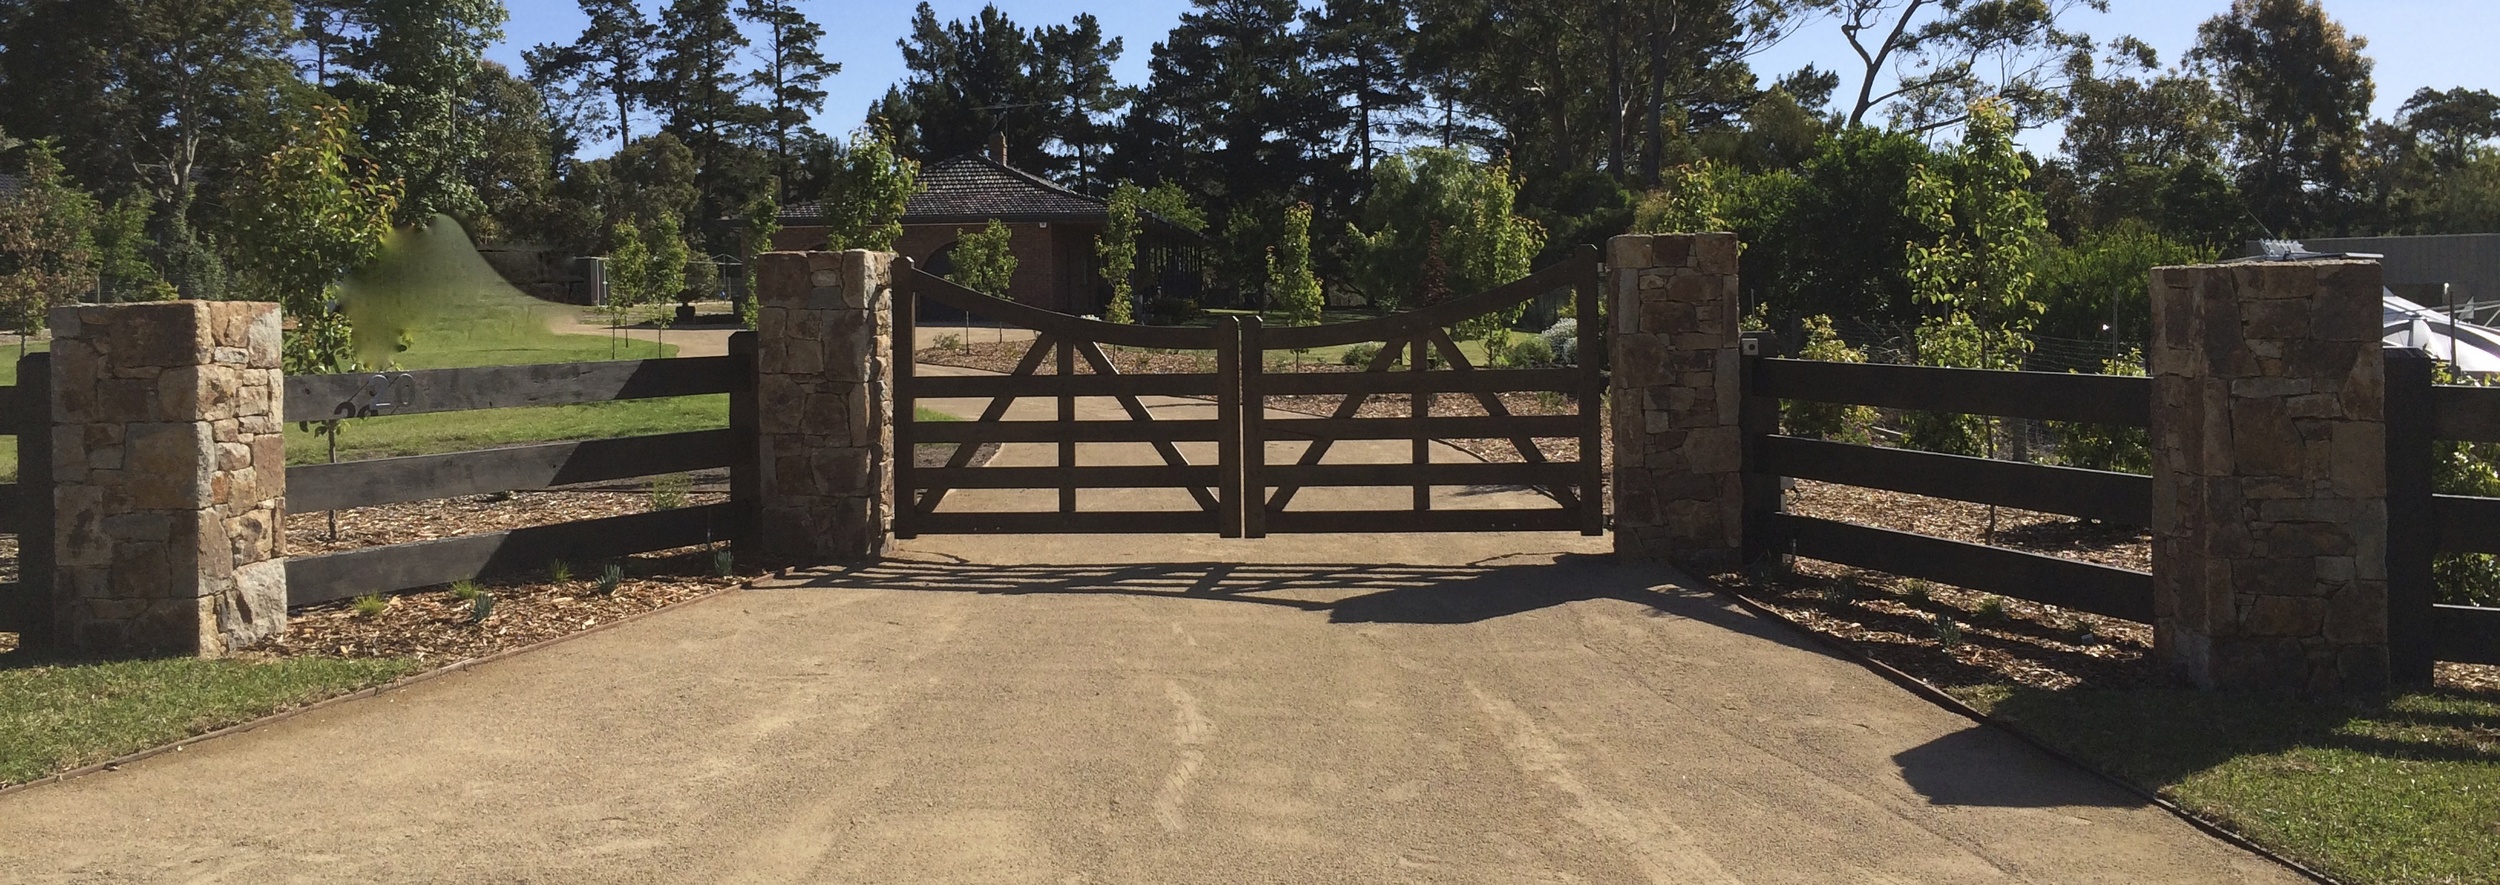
[1268,203,1322,329]
[2432,365,2500,606]
[352,594,389,618]
[0,142,98,333]
[949,219,1018,298]
[2034,220,2215,344]
[449,579,481,601]
[548,559,573,584]
[1901,101,2049,457]
[332,0,508,224]
[596,562,624,595]
[2190,0,2374,236]
[2052,351,2153,475]
[711,549,735,577]
[606,214,692,325]
[229,102,402,375]
[818,127,919,252]
[648,473,691,511]
[1096,182,1143,323]
[1781,315,1878,445]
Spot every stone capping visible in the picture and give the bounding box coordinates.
[751,250,895,563]
[49,301,286,656]
[2149,259,2390,693]
[1608,232,1743,569]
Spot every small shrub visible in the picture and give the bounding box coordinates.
[711,549,735,577]
[1782,315,1879,444]
[548,559,573,584]
[1538,318,1578,365]
[1482,332,1513,367]
[1901,579,1933,604]
[648,473,691,512]
[596,563,624,595]
[468,591,495,624]
[449,580,481,601]
[1341,342,1384,367]
[1975,596,2008,623]
[351,593,388,618]
[1500,336,1555,368]
[1823,575,1859,605]
[1933,614,1964,649]
[934,333,963,351]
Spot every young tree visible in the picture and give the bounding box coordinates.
[0,143,99,334]
[1270,203,1323,329]
[1902,100,2047,454]
[2190,0,2374,236]
[948,219,1018,298]
[91,197,162,302]
[1346,149,1545,314]
[738,0,840,196]
[1096,182,1143,323]
[817,127,920,252]
[228,102,403,374]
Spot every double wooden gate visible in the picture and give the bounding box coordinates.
[891,246,1604,539]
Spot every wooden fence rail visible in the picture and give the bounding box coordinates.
[281,347,754,604]
[1744,349,2156,630]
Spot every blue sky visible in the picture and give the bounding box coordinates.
[486,0,2500,156]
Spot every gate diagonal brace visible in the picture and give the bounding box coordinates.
[1264,334,1410,512]
[1071,340,1223,513]
[914,333,1057,517]
[1423,326,1581,510]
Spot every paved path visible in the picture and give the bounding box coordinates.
[0,534,2297,883]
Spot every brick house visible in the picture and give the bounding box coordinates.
[773,149,1203,316]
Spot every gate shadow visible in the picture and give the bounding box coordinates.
[770,554,1844,653]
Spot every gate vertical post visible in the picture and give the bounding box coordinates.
[2384,347,2437,684]
[1215,316,1244,538]
[1607,233,1744,571]
[2150,259,2392,693]
[752,250,896,564]
[49,302,287,656]
[12,352,53,651]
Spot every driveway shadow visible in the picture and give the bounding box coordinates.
[1892,728,2142,807]
[772,554,1847,662]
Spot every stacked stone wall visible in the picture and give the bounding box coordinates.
[2149,260,2390,692]
[1608,233,1743,568]
[50,302,286,655]
[752,251,895,562]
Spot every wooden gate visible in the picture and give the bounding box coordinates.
[891,245,1604,538]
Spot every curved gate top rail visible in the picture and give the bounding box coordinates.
[890,248,1604,538]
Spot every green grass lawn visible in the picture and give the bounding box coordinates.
[1956,683,2500,884]
[0,655,422,788]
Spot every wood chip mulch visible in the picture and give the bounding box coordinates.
[256,548,739,664]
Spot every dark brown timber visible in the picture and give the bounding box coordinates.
[1770,514,2156,622]
[1760,435,2151,525]
[284,356,739,422]
[286,503,746,604]
[288,430,737,513]
[1753,359,2150,426]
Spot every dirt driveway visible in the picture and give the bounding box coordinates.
[0,531,2296,884]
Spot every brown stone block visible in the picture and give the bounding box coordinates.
[2241,298,2309,341]
[755,253,813,310]
[1607,235,1658,269]
[105,302,211,368]
[2328,421,2386,496]
[123,422,212,509]
[1613,334,1668,388]
[2280,339,2361,383]
[773,452,819,497]
[2231,555,2317,597]
[800,391,854,438]
[2323,579,2388,645]
[108,540,179,600]
[2229,398,2298,477]
[1666,274,1716,304]
[1693,234,1738,274]
[1639,296,1695,333]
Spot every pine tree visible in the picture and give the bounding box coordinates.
[523,0,656,147]
[738,0,839,197]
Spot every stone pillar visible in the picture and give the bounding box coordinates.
[752,250,894,563]
[50,302,286,656]
[2150,260,2390,693]
[1609,233,1743,569]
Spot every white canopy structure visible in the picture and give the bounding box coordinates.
[2386,290,2500,375]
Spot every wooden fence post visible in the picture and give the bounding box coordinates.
[11,352,52,651]
[2384,346,2437,683]
[1738,331,1783,568]
[727,329,760,555]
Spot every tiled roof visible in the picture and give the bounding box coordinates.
[782,155,1107,225]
